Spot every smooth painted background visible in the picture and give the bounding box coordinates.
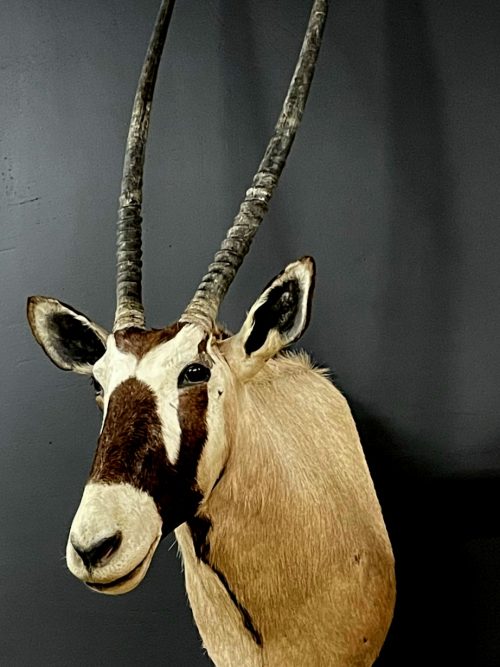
[1,0,499,665]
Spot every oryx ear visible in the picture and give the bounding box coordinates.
[224,257,315,379]
[27,296,108,374]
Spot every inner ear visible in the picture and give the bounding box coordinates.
[27,296,108,374]
[244,279,301,355]
[230,256,315,370]
[49,311,106,367]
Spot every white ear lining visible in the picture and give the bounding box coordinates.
[221,257,315,379]
[247,257,315,351]
[275,260,314,345]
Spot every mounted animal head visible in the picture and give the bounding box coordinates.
[27,0,327,595]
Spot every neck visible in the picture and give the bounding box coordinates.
[175,353,395,667]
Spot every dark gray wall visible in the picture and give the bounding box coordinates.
[1,0,499,665]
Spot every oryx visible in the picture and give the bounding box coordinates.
[27,1,395,665]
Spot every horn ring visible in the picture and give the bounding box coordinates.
[181,0,328,329]
[114,0,177,332]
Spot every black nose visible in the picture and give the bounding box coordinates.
[71,532,122,570]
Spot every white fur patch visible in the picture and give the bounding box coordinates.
[92,336,137,425]
[66,482,162,595]
[195,338,230,496]
[136,324,206,463]
[92,324,207,463]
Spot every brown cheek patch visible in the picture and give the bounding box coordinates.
[176,385,209,480]
[89,377,209,535]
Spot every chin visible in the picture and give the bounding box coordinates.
[68,534,161,596]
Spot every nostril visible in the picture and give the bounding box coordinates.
[71,531,122,570]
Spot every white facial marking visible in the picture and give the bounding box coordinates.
[92,324,207,462]
[136,324,207,464]
[195,338,229,496]
[93,335,138,425]
[67,482,162,595]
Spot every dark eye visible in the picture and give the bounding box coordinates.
[90,377,104,409]
[178,363,211,388]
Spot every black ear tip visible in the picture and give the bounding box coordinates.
[298,255,316,272]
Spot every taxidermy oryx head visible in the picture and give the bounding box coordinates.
[28,0,325,587]
[27,0,395,665]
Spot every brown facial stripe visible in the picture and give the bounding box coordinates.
[176,384,208,475]
[197,335,208,354]
[114,323,185,359]
[89,378,208,535]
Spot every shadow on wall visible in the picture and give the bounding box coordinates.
[349,1,500,666]
[353,398,500,667]
[378,0,458,425]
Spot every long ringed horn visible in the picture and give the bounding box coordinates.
[181,0,328,329]
[114,0,176,332]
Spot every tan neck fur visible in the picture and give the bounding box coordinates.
[176,352,395,667]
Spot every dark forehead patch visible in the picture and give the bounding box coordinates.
[114,322,186,359]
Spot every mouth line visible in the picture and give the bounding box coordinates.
[85,540,156,592]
